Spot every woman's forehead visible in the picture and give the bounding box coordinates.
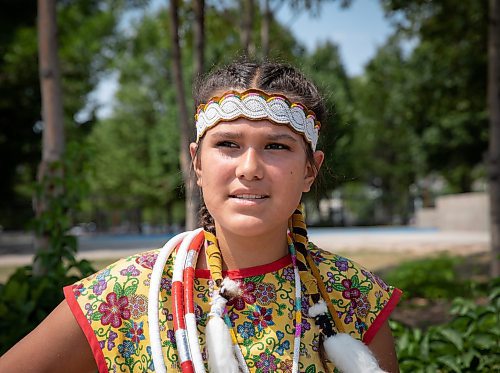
[205,119,304,140]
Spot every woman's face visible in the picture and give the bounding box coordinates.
[190,118,324,237]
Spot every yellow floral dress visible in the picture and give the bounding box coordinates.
[65,242,402,373]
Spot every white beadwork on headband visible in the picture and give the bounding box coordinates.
[195,89,321,151]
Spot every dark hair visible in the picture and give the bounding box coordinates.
[193,61,326,123]
[193,60,326,233]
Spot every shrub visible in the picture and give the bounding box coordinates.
[0,259,94,353]
[382,255,478,300]
[392,277,500,372]
[0,156,94,354]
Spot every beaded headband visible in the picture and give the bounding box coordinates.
[195,89,321,151]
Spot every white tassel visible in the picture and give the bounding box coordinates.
[323,333,387,373]
[220,277,242,299]
[205,292,239,373]
[308,299,328,318]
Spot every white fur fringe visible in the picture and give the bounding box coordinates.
[308,300,328,318]
[205,291,239,373]
[220,277,242,298]
[205,314,239,373]
[323,333,387,373]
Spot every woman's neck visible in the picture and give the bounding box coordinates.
[197,225,289,271]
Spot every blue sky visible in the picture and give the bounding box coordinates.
[275,1,394,76]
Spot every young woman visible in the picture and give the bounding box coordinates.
[0,61,402,373]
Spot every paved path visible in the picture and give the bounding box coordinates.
[0,228,490,267]
[309,228,489,254]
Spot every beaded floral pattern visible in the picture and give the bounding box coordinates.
[65,244,401,373]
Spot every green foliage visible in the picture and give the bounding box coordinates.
[0,0,143,229]
[349,37,419,224]
[381,0,488,192]
[383,255,473,300]
[304,42,357,196]
[0,3,41,228]
[391,278,500,372]
[0,146,95,354]
[87,12,182,223]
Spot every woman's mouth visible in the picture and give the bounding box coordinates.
[230,194,268,200]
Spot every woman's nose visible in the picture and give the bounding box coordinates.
[235,148,264,180]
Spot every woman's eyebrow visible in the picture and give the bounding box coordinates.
[210,131,243,139]
[266,133,298,142]
[209,131,297,143]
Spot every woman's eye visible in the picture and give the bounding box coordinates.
[216,141,238,148]
[266,143,290,150]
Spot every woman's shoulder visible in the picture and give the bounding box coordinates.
[308,241,394,296]
[308,241,402,343]
[308,242,370,273]
[64,248,169,372]
[67,248,172,305]
[84,248,163,281]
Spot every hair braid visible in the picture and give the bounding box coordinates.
[289,207,321,303]
[289,206,344,335]
[199,200,216,234]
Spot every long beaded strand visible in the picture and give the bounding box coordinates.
[289,207,343,332]
[287,235,303,373]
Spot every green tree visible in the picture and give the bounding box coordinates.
[0,0,135,229]
[381,0,488,192]
[350,38,419,224]
[0,0,43,228]
[304,42,356,189]
[87,12,181,229]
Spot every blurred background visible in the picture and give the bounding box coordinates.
[0,0,499,370]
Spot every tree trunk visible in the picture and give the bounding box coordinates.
[261,0,271,59]
[34,0,65,276]
[193,0,205,79]
[169,0,200,230]
[488,0,500,277]
[241,0,255,57]
[192,0,205,229]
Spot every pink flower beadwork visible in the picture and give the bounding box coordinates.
[98,292,131,328]
[120,265,140,276]
[254,282,276,305]
[227,281,256,311]
[135,252,158,269]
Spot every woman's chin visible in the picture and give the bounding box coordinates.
[215,215,285,238]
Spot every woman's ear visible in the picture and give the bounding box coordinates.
[190,142,202,187]
[303,150,324,192]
